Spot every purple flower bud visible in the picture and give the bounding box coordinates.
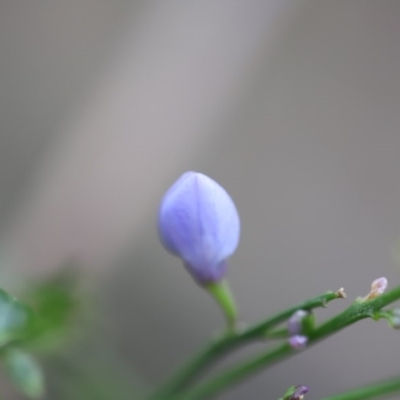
[291,385,309,400]
[288,310,308,335]
[371,277,388,295]
[362,277,388,301]
[281,384,310,400]
[288,335,308,350]
[158,172,240,284]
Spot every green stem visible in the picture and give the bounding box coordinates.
[150,291,340,399]
[178,344,291,400]
[176,285,400,400]
[263,326,289,339]
[322,377,400,400]
[205,280,237,332]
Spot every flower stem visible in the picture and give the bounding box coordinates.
[321,377,400,400]
[177,343,291,400]
[149,291,340,399]
[205,280,237,332]
[175,285,400,400]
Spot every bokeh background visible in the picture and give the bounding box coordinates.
[1,1,400,399]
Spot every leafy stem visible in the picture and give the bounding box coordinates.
[321,376,400,400]
[150,290,341,399]
[173,284,400,400]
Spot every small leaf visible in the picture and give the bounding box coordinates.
[0,288,34,347]
[3,349,44,399]
[23,266,82,352]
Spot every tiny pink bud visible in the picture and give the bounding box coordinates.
[362,277,388,301]
[288,335,308,350]
[371,277,388,295]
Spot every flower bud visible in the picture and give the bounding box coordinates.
[158,172,240,284]
[288,335,308,350]
[288,310,308,335]
[290,385,309,400]
[361,277,388,301]
[280,385,309,400]
[371,277,388,295]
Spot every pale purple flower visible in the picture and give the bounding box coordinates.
[371,277,388,296]
[291,385,309,400]
[288,310,308,335]
[362,277,388,301]
[158,172,240,284]
[281,384,310,400]
[288,335,308,350]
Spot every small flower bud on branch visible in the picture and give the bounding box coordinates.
[288,335,308,350]
[158,172,240,329]
[288,310,308,335]
[361,277,388,302]
[279,384,309,400]
[158,172,240,284]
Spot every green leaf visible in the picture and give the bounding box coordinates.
[41,335,149,400]
[3,349,44,399]
[0,288,34,347]
[23,266,82,353]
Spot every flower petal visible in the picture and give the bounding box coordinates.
[158,172,240,283]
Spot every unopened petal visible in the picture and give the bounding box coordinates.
[158,172,240,283]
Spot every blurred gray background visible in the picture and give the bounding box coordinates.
[1,1,400,399]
